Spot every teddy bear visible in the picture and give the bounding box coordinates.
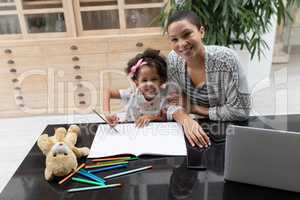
[37,125,90,181]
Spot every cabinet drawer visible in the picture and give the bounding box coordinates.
[43,41,109,56]
[0,45,43,58]
[22,93,49,110]
[108,35,170,53]
[0,57,45,68]
[47,54,107,67]
[107,52,139,70]
[0,85,20,111]
[110,99,123,113]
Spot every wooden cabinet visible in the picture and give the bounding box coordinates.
[0,0,166,38]
[0,0,170,118]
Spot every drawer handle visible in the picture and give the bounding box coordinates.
[7,60,15,64]
[12,78,18,83]
[75,75,82,80]
[73,65,81,70]
[9,68,17,73]
[16,96,23,100]
[72,56,79,62]
[136,42,143,47]
[4,49,12,54]
[70,45,78,50]
[14,86,21,90]
[78,93,85,97]
[18,104,24,107]
[79,101,86,105]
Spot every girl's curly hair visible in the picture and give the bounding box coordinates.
[126,48,167,83]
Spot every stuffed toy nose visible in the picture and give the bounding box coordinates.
[52,143,69,156]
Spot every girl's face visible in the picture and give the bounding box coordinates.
[135,65,162,100]
[167,19,205,62]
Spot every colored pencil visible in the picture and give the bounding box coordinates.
[91,156,132,162]
[67,183,122,193]
[88,164,128,174]
[92,109,119,133]
[78,169,106,184]
[88,159,129,166]
[127,157,139,161]
[71,177,105,186]
[85,161,128,169]
[59,163,85,185]
[104,165,152,179]
[93,159,129,165]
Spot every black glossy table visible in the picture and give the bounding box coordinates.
[1,115,300,200]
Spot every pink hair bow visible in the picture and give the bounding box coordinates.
[129,58,147,78]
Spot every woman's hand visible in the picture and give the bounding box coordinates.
[135,115,152,128]
[182,118,211,148]
[173,110,210,148]
[105,114,119,127]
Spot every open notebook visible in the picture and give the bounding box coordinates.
[88,122,187,158]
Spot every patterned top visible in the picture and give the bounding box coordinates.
[185,68,209,106]
[167,45,251,121]
[119,87,181,121]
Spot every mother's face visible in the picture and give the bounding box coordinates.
[167,19,205,62]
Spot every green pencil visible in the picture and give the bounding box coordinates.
[85,161,129,169]
[104,165,152,179]
[94,160,130,165]
[71,177,105,186]
[127,157,138,161]
[67,183,122,193]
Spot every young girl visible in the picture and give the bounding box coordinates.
[103,48,181,128]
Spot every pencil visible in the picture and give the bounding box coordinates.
[91,156,131,162]
[104,165,152,179]
[71,177,105,186]
[88,164,128,174]
[91,156,138,162]
[88,160,129,166]
[59,163,85,185]
[67,183,122,193]
[92,109,119,133]
[78,169,106,184]
[85,161,129,169]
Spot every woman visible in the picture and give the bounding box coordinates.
[167,11,251,148]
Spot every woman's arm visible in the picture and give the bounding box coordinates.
[177,93,209,117]
[191,105,209,116]
[172,109,210,148]
[208,52,251,121]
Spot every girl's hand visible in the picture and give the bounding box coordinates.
[181,117,211,148]
[105,114,119,127]
[135,115,152,128]
[167,92,180,105]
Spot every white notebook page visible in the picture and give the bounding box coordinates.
[88,122,187,158]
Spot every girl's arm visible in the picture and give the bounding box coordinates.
[103,88,121,114]
[103,89,121,126]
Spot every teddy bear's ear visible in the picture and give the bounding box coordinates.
[37,134,54,155]
[68,125,80,135]
[45,167,53,181]
[54,127,67,142]
[71,147,90,158]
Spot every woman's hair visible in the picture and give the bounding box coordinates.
[126,48,167,82]
[167,10,202,30]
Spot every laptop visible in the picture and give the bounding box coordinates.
[224,125,300,192]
